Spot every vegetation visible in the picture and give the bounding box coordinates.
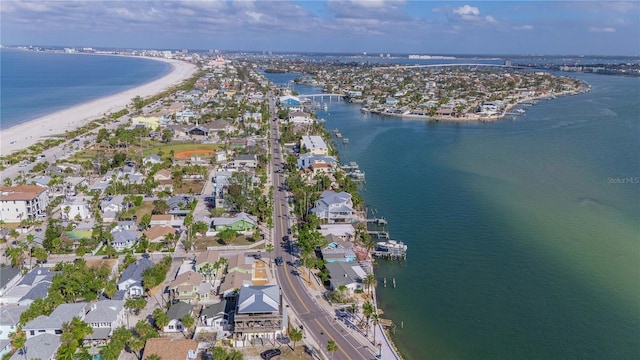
[142,256,172,293]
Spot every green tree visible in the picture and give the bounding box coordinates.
[32,246,48,264]
[217,228,238,245]
[363,273,377,299]
[104,280,118,299]
[139,213,152,230]
[327,339,338,360]
[181,313,195,337]
[10,327,26,359]
[127,336,145,360]
[370,313,380,345]
[265,243,274,267]
[152,308,169,331]
[125,297,147,316]
[362,301,375,337]
[289,326,303,350]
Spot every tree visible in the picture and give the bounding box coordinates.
[371,313,380,345]
[265,243,274,267]
[289,326,303,350]
[125,297,147,316]
[140,213,152,230]
[6,246,25,268]
[327,339,338,360]
[181,313,195,338]
[363,273,377,299]
[147,355,163,360]
[32,246,48,264]
[217,228,238,245]
[161,129,173,143]
[127,336,145,360]
[152,308,169,331]
[104,280,118,299]
[362,301,375,337]
[10,327,26,359]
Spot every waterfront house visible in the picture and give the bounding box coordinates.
[164,301,193,333]
[169,271,203,303]
[142,338,198,360]
[310,191,357,224]
[23,303,87,338]
[288,111,313,125]
[321,240,357,263]
[117,257,154,298]
[0,185,49,223]
[9,333,61,360]
[325,262,366,293]
[300,136,329,156]
[233,285,286,347]
[297,153,338,171]
[318,224,356,240]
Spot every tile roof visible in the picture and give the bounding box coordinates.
[142,338,198,360]
[0,185,47,201]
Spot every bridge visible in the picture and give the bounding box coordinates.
[298,93,345,101]
[373,63,528,70]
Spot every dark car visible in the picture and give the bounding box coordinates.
[275,256,283,266]
[260,349,281,360]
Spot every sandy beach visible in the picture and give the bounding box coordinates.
[1,56,197,155]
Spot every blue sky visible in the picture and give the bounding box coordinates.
[1,1,638,56]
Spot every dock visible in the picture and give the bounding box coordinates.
[367,217,388,226]
[373,240,407,260]
[367,230,390,239]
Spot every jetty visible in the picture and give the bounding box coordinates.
[367,217,388,226]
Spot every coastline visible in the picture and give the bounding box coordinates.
[1,55,197,155]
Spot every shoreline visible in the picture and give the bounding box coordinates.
[1,55,197,155]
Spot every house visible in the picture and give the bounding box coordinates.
[23,303,87,338]
[0,305,28,340]
[214,151,227,163]
[150,214,173,226]
[234,285,286,347]
[144,225,176,243]
[169,271,203,302]
[0,185,49,222]
[83,300,125,345]
[1,267,57,306]
[100,195,125,223]
[143,153,163,165]
[9,333,61,360]
[300,136,329,156]
[310,191,357,224]
[321,239,357,263]
[199,300,230,331]
[288,111,313,125]
[230,154,258,169]
[0,266,22,297]
[195,250,220,275]
[318,224,356,239]
[60,198,92,221]
[297,153,338,170]
[325,262,367,293]
[153,169,172,182]
[132,116,160,130]
[117,257,154,298]
[209,212,258,233]
[164,301,193,333]
[110,228,139,251]
[176,109,196,122]
[142,338,198,360]
[279,95,301,107]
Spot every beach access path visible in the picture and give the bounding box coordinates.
[1,56,197,156]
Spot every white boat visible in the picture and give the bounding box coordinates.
[516,109,526,114]
[376,240,407,252]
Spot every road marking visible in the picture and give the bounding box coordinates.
[313,318,355,360]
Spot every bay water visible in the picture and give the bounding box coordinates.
[266,71,640,359]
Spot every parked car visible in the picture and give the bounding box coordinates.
[260,349,281,360]
[275,256,283,266]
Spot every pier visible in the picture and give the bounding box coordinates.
[367,217,388,226]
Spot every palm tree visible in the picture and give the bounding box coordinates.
[370,313,380,345]
[363,273,377,299]
[265,243,274,267]
[326,339,338,360]
[362,301,375,337]
[289,326,303,350]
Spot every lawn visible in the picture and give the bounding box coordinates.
[134,201,155,225]
[194,235,261,251]
[142,143,222,158]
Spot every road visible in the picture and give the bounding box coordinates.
[267,95,374,360]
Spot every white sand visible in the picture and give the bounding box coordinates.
[1,56,197,155]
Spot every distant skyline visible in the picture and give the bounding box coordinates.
[1,1,638,56]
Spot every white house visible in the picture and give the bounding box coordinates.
[60,198,92,221]
[199,300,230,332]
[23,303,87,338]
[110,229,139,251]
[0,185,49,223]
[0,305,28,340]
[288,111,313,125]
[83,300,125,345]
[310,191,357,224]
[164,301,193,333]
[117,258,154,298]
[300,136,329,156]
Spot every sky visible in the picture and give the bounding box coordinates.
[1,1,638,56]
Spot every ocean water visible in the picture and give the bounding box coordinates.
[0,48,170,129]
[266,72,640,359]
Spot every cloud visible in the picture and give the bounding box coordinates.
[513,25,533,31]
[589,26,616,33]
[449,4,497,24]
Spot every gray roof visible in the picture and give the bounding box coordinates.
[166,301,193,321]
[111,229,139,244]
[234,154,257,161]
[0,305,29,326]
[118,258,154,288]
[10,333,61,360]
[237,285,280,314]
[211,212,257,227]
[24,303,87,331]
[325,262,363,288]
[4,267,57,303]
[200,300,228,320]
[84,300,124,325]
[0,266,21,289]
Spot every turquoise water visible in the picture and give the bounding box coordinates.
[268,72,640,359]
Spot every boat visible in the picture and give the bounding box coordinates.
[375,240,408,255]
[516,109,526,114]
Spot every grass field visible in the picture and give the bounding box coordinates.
[142,143,222,158]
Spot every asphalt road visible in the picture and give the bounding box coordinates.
[267,97,374,360]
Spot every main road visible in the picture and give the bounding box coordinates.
[267,95,374,360]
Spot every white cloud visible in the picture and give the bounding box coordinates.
[453,5,480,17]
[485,15,497,24]
[589,26,616,33]
[513,25,533,31]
